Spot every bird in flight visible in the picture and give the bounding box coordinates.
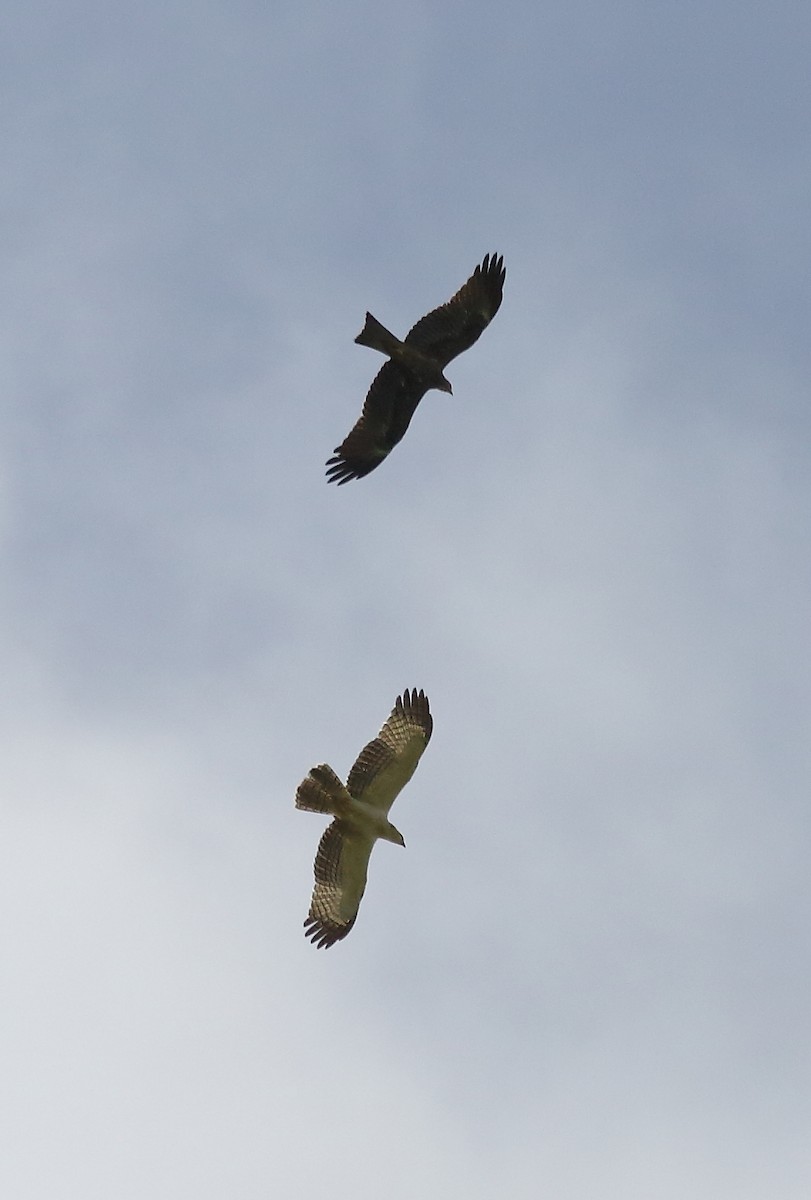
[326,253,506,484]
[295,688,433,947]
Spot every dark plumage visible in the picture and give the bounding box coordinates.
[326,253,506,484]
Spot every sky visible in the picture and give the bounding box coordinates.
[2,2,811,1196]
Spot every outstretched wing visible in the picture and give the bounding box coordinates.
[405,253,505,368]
[346,688,433,811]
[326,255,505,484]
[325,361,427,485]
[304,820,374,948]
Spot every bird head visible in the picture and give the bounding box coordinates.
[385,822,406,848]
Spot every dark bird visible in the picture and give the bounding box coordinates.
[326,253,506,484]
[295,689,433,947]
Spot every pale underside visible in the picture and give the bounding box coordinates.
[295,689,433,947]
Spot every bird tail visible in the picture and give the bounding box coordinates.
[295,764,351,815]
[354,312,403,356]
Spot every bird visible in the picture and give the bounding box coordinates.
[326,253,506,484]
[295,688,433,947]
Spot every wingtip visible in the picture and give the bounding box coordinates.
[304,915,355,949]
[480,251,505,279]
[396,687,433,738]
[325,451,384,485]
[325,453,359,485]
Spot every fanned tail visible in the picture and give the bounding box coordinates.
[295,764,350,814]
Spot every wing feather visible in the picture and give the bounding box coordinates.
[304,820,373,948]
[326,362,426,485]
[405,253,505,368]
[346,688,433,810]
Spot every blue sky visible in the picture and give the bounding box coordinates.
[3,3,811,1197]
